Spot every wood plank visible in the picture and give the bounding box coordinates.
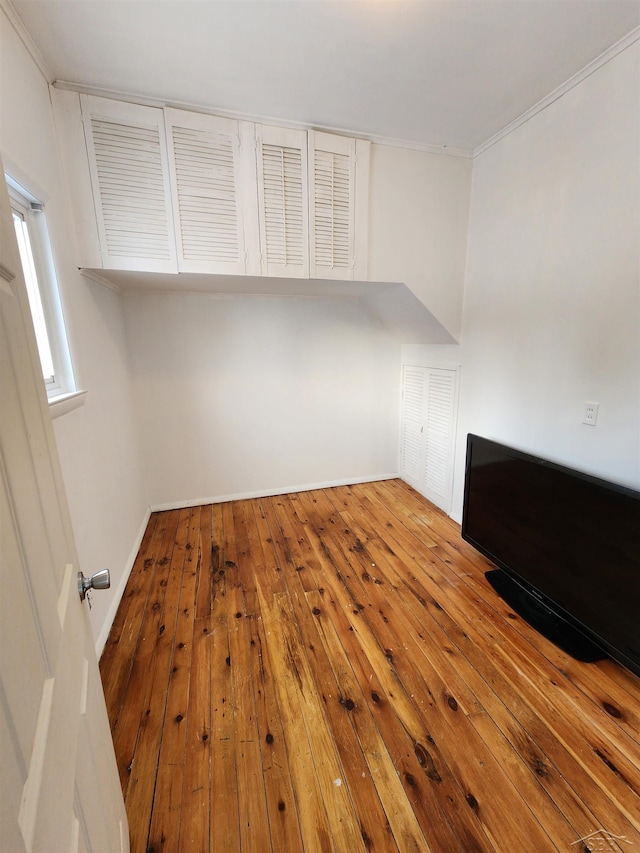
[195,504,213,620]
[123,508,192,852]
[179,615,212,852]
[555,657,640,748]
[267,493,323,590]
[144,765,183,853]
[99,511,159,684]
[100,511,170,727]
[255,582,354,853]
[228,585,273,853]
[111,510,182,790]
[252,499,289,596]
[209,502,241,852]
[249,613,305,853]
[178,509,211,853]
[232,499,262,616]
[242,499,305,852]
[146,507,201,851]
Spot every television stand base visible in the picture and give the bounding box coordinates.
[485,569,607,663]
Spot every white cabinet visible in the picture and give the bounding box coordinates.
[59,93,370,281]
[165,109,260,275]
[400,365,458,514]
[255,127,370,281]
[309,131,369,281]
[81,95,177,272]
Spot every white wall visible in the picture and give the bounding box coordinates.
[451,41,640,521]
[368,144,472,342]
[123,291,401,508]
[0,10,149,650]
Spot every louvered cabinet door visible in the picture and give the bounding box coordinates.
[422,369,458,513]
[400,366,458,514]
[308,131,370,281]
[165,110,260,275]
[400,366,428,492]
[256,125,309,278]
[81,95,177,272]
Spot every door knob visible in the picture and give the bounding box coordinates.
[77,568,110,601]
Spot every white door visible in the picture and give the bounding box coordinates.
[422,368,458,513]
[400,365,459,515]
[399,365,427,492]
[0,163,128,851]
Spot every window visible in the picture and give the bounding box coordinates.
[6,176,76,402]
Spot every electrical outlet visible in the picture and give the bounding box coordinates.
[583,402,599,426]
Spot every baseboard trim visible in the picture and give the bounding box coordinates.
[149,473,399,513]
[95,505,151,659]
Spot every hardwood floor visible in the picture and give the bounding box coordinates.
[99,480,640,853]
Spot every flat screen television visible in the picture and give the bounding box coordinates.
[461,434,640,677]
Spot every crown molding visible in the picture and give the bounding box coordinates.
[474,26,640,158]
[362,135,471,159]
[53,79,473,160]
[0,0,53,83]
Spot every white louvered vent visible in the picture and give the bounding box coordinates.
[171,124,239,263]
[313,149,351,270]
[424,371,456,502]
[90,118,172,260]
[261,144,304,266]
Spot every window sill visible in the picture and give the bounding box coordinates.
[49,390,87,419]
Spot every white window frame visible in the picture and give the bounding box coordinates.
[6,176,77,404]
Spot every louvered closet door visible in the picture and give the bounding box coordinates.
[308,131,369,281]
[165,110,260,275]
[256,125,309,278]
[400,366,428,492]
[81,95,177,272]
[422,369,457,513]
[400,366,458,515]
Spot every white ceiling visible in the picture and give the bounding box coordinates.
[9,0,640,153]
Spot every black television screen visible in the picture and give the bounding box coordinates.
[461,434,640,677]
